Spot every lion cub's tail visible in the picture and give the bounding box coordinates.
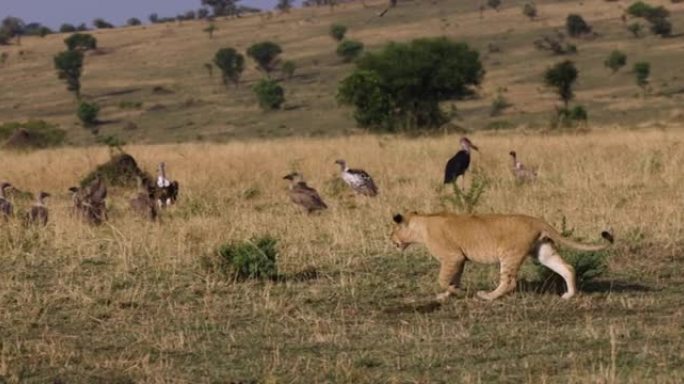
[541,225,614,252]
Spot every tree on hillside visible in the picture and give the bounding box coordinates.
[329,23,347,41]
[76,23,89,31]
[253,79,285,110]
[277,0,294,13]
[544,60,578,108]
[214,47,245,87]
[54,50,84,98]
[93,18,114,29]
[337,37,484,131]
[566,14,591,37]
[1,16,25,45]
[202,0,241,17]
[627,22,642,37]
[64,33,97,51]
[336,39,364,62]
[247,41,283,76]
[604,50,627,73]
[60,23,77,33]
[487,0,502,12]
[633,62,650,88]
[197,8,211,19]
[24,23,52,37]
[522,3,538,20]
[149,13,159,23]
[127,18,142,26]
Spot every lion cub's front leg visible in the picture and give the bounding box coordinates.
[436,257,466,301]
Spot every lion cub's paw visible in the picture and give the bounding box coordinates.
[476,291,495,301]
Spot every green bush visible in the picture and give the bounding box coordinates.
[552,105,588,128]
[93,18,114,29]
[207,236,279,280]
[214,47,245,87]
[604,50,627,73]
[566,14,592,37]
[64,33,97,51]
[329,23,347,41]
[60,23,77,33]
[247,41,283,75]
[627,22,643,37]
[490,93,511,116]
[634,62,650,87]
[336,39,364,62]
[627,1,669,21]
[252,79,285,110]
[337,37,484,131]
[649,17,672,36]
[77,101,100,127]
[281,60,296,79]
[0,120,66,148]
[442,172,489,213]
[522,2,538,19]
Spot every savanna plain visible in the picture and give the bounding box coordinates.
[1,0,684,383]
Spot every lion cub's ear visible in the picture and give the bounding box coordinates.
[393,214,404,224]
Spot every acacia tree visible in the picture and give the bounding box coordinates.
[54,50,84,98]
[338,37,484,131]
[247,41,282,76]
[64,33,97,51]
[277,0,294,13]
[1,16,25,45]
[202,0,240,17]
[214,47,245,87]
[544,60,578,108]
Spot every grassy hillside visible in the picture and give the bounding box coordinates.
[0,130,683,382]
[1,0,683,145]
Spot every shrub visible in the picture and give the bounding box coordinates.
[206,236,279,280]
[0,31,10,45]
[0,120,67,149]
[281,60,296,79]
[336,39,364,62]
[337,37,484,131]
[53,50,84,97]
[627,22,643,37]
[442,173,489,213]
[93,18,114,29]
[522,2,538,19]
[533,34,577,55]
[64,33,97,51]
[487,0,502,11]
[627,1,669,21]
[77,101,100,127]
[490,93,511,116]
[247,41,283,75]
[566,14,592,37]
[649,17,672,36]
[633,61,650,87]
[127,18,142,26]
[604,50,627,73]
[532,249,610,292]
[214,48,245,87]
[330,23,347,41]
[552,105,588,128]
[252,79,285,110]
[204,23,217,39]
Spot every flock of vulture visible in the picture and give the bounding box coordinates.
[282,137,538,213]
[0,137,537,224]
[0,162,179,226]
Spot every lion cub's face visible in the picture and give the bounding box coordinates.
[391,213,416,250]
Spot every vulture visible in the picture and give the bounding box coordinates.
[68,175,108,225]
[509,151,538,182]
[335,159,378,197]
[283,172,328,213]
[129,180,159,222]
[0,182,14,219]
[156,162,179,207]
[444,137,479,188]
[25,191,50,226]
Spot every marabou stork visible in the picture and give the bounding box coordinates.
[335,159,378,197]
[156,162,179,207]
[443,137,479,188]
[509,151,538,182]
[283,172,328,213]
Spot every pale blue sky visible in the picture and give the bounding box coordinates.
[1,0,295,28]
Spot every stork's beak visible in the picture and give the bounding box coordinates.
[471,144,479,152]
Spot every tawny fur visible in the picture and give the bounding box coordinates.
[390,212,613,301]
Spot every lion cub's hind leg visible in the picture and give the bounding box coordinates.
[537,242,577,299]
[476,257,522,301]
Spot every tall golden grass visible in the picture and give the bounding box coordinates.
[0,129,683,382]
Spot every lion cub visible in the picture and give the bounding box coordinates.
[390,212,613,301]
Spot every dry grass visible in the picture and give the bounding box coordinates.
[1,129,683,382]
[1,0,684,144]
